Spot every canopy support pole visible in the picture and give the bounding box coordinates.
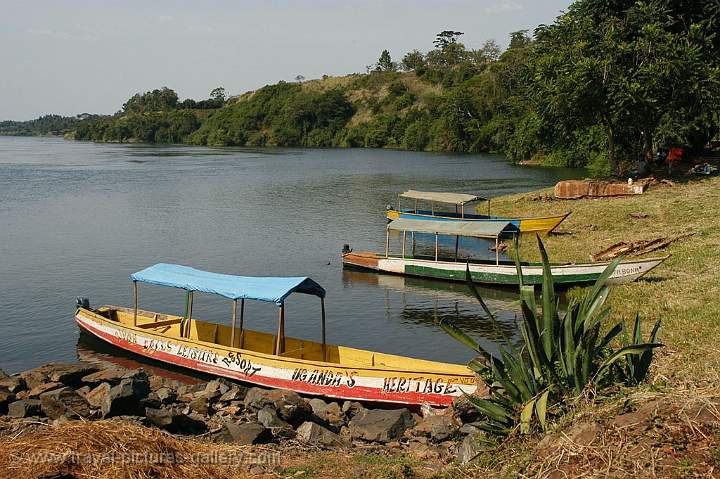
[411,232,416,256]
[414,199,418,213]
[230,299,237,348]
[275,304,285,355]
[239,299,245,348]
[435,233,439,261]
[385,228,390,258]
[487,200,491,216]
[461,204,465,218]
[321,298,327,361]
[133,281,138,327]
[455,235,459,261]
[186,292,194,338]
[495,237,500,266]
[431,202,434,215]
[402,231,406,258]
[397,195,401,211]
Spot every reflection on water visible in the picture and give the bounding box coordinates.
[76,333,207,385]
[342,270,522,356]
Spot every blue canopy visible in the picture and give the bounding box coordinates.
[130,263,326,306]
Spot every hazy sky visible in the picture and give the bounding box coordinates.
[1,0,572,120]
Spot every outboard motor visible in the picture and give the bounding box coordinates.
[342,244,352,255]
[76,297,90,310]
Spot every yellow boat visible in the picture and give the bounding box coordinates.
[75,263,478,406]
[386,190,570,233]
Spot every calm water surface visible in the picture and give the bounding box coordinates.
[0,136,582,374]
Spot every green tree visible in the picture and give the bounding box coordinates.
[530,0,720,173]
[210,87,226,102]
[375,49,396,72]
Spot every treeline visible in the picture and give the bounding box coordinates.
[0,114,94,136]
[72,0,720,175]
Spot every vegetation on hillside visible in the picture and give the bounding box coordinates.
[0,114,95,136]
[69,0,720,175]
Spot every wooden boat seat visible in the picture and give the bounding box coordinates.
[137,318,183,329]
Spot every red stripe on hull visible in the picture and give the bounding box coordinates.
[75,315,459,406]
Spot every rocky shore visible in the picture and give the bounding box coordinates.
[0,362,484,465]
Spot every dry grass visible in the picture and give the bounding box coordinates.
[0,419,277,479]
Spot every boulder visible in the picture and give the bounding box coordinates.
[218,386,246,403]
[457,433,483,464]
[0,390,17,414]
[257,406,292,429]
[348,408,415,443]
[145,406,207,434]
[296,421,346,448]
[309,398,344,426]
[0,376,27,394]
[39,387,92,419]
[84,383,111,409]
[342,401,365,419]
[81,368,129,387]
[244,388,311,426]
[8,399,43,418]
[189,396,211,416]
[100,375,150,417]
[200,379,232,401]
[155,387,177,404]
[412,415,458,442]
[21,363,98,390]
[213,420,271,445]
[0,369,8,379]
[25,382,63,399]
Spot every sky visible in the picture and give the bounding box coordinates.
[0,0,573,121]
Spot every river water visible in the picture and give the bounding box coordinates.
[0,136,582,374]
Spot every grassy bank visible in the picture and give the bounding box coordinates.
[2,177,718,478]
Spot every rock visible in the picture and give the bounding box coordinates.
[189,396,211,416]
[213,419,271,445]
[257,406,291,429]
[21,363,98,390]
[244,388,311,426]
[348,408,415,443]
[145,406,207,434]
[457,433,483,464]
[309,398,344,425]
[342,400,364,415]
[459,423,481,436]
[39,387,92,419]
[0,390,17,414]
[101,375,150,417]
[408,441,442,461]
[201,379,231,401]
[218,386,246,403]
[296,421,346,448]
[8,399,43,418]
[24,382,63,399]
[566,422,601,446]
[48,363,99,386]
[155,387,177,404]
[81,368,129,387]
[452,395,481,424]
[412,415,457,442]
[84,383,111,409]
[0,376,27,394]
[0,369,8,379]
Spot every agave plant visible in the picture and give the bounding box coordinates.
[440,235,662,435]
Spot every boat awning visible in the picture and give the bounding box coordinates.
[387,217,516,238]
[399,190,487,205]
[129,263,326,305]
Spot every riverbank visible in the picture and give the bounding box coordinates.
[2,176,719,478]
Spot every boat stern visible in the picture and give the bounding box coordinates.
[342,250,381,271]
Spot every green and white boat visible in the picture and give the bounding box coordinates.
[342,218,668,286]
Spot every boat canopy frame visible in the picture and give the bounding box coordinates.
[128,263,327,356]
[386,218,518,265]
[397,190,491,217]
